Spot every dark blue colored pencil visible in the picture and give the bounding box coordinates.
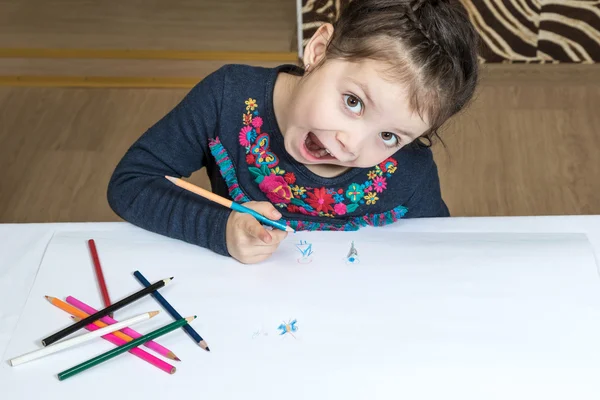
[133,270,210,352]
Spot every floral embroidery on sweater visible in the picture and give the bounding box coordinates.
[237,98,399,218]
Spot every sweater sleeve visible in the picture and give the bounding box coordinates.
[403,153,450,218]
[107,67,232,257]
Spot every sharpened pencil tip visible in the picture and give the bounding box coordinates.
[149,311,160,318]
[199,340,210,351]
[165,175,176,183]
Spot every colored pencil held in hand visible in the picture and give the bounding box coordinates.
[41,277,172,347]
[66,295,180,360]
[58,316,196,381]
[44,296,175,374]
[10,311,159,367]
[165,175,295,233]
[134,270,210,351]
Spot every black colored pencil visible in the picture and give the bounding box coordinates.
[41,277,172,346]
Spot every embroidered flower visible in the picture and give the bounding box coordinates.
[333,193,344,203]
[305,187,335,214]
[240,126,252,147]
[292,185,306,196]
[334,203,347,215]
[258,175,292,204]
[364,192,379,205]
[284,172,296,184]
[271,166,285,175]
[380,158,398,173]
[364,185,373,193]
[239,126,253,146]
[245,98,257,111]
[246,154,255,164]
[346,184,364,203]
[374,165,383,176]
[243,113,253,125]
[372,176,387,193]
[367,170,378,180]
[251,116,263,129]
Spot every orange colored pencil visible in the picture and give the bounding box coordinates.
[45,296,132,343]
[45,296,175,373]
[165,175,295,233]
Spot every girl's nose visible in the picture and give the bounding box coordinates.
[335,131,359,160]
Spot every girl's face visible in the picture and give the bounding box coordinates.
[279,58,431,176]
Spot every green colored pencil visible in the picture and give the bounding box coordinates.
[57,316,196,381]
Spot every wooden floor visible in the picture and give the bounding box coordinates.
[1,64,599,223]
[0,0,297,52]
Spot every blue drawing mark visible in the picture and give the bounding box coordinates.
[346,241,360,264]
[278,319,299,339]
[296,240,313,264]
[296,240,313,257]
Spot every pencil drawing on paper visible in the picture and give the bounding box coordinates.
[252,328,268,339]
[345,241,360,264]
[295,240,313,264]
[277,319,298,339]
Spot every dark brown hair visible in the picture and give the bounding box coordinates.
[312,0,479,146]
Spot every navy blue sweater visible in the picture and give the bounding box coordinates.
[107,64,449,257]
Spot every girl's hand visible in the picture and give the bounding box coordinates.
[226,201,288,264]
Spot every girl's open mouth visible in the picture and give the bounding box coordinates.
[303,132,336,161]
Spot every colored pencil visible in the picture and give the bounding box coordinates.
[46,296,137,344]
[87,239,112,316]
[71,316,175,374]
[58,316,196,381]
[42,277,172,346]
[165,175,295,233]
[134,270,210,351]
[45,296,174,373]
[66,295,180,361]
[10,311,159,367]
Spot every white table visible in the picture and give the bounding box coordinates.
[1,216,600,396]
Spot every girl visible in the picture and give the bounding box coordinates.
[107,0,479,264]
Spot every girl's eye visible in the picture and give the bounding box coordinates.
[343,94,363,114]
[380,132,400,147]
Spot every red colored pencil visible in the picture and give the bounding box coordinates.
[88,239,112,315]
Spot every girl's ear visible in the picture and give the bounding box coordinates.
[302,23,334,69]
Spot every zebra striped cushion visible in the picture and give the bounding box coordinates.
[299,0,600,63]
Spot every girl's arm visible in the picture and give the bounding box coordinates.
[403,151,450,218]
[107,67,232,256]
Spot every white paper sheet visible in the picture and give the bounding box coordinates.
[2,230,600,399]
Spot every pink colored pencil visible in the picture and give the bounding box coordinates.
[74,316,176,374]
[66,296,180,361]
